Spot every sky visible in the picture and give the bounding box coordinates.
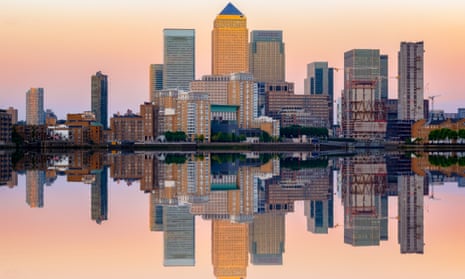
[1,0,465,120]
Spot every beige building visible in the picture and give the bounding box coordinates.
[412,118,465,143]
[190,75,230,105]
[176,92,211,142]
[66,112,103,145]
[26,88,45,125]
[212,3,248,75]
[228,73,257,129]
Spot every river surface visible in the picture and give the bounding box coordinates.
[1,150,464,279]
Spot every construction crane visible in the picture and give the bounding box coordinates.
[428,94,441,111]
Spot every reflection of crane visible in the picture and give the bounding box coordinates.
[428,94,441,111]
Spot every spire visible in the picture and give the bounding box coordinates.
[219,2,243,16]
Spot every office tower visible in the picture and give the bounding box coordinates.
[91,71,108,129]
[163,29,195,90]
[26,170,46,208]
[228,73,257,128]
[6,107,18,125]
[380,55,389,100]
[26,88,45,125]
[304,62,334,125]
[149,64,163,99]
[91,167,108,224]
[249,30,285,82]
[398,173,424,254]
[212,3,248,75]
[212,219,248,278]
[342,156,387,246]
[249,213,285,265]
[342,49,386,139]
[190,75,230,105]
[398,41,424,121]
[163,206,195,266]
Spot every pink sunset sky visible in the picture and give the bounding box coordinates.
[1,0,465,120]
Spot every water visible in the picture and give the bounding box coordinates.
[1,151,465,279]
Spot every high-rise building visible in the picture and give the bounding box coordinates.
[304,62,334,125]
[163,206,195,266]
[342,49,386,139]
[163,29,195,90]
[398,41,424,121]
[228,73,257,128]
[212,219,248,278]
[91,71,108,129]
[212,3,248,75]
[249,213,285,265]
[249,30,285,82]
[380,54,389,100]
[149,64,163,99]
[26,88,45,125]
[176,92,211,142]
[26,170,46,208]
[140,102,159,142]
[91,167,108,224]
[398,173,424,254]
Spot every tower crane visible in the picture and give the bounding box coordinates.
[428,95,441,111]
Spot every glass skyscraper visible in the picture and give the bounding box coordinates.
[304,62,334,125]
[163,29,195,90]
[91,71,108,129]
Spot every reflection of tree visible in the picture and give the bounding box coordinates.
[428,155,465,167]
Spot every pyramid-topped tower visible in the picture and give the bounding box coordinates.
[212,2,248,75]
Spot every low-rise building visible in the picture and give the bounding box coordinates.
[412,118,465,143]
[0,109,12,144]
[110,110,144,142]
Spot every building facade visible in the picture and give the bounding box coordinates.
[91,71,108,129]
[140,102,159,142]
[6,107,18,125]
[342,49,386,139]
[176,92,211,142]
[110,111,144,142]
[0,109,12,144]
[163,29,195,90]
[149,64,163,99]
[398,41,424,121]
[304,62,334,125]
[26,88,45,125]
[190,74,230,105]
[212,3,248,75]
[228,73,257,129]
[249,30,285,82]
[380,54,389,100]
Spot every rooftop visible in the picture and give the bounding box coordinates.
[219,2,243,16]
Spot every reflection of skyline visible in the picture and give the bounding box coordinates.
[5,151,465,277]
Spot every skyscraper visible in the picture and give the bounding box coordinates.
[304,62,334,125]
[380,54,389,100]
[163,29,195,90]
[26,88,45,125]
[249,30,285,82]
[342,49,386,139]
[149,64,163,99]
[212,2,248,75]
[91,71,108,129]
[398,41,424,121]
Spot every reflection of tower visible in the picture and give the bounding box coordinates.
[304,197,334,234]
[26,170,45,208]
[398,173,424,254]
[91,167,108,224]
[0,152,12,186]
[150,194,164,231]
[212,219,248,278]
[249,213,285,265]
[163,206,195,266]
[342,156,387,246]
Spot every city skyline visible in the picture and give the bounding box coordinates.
[1,1,465,121]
